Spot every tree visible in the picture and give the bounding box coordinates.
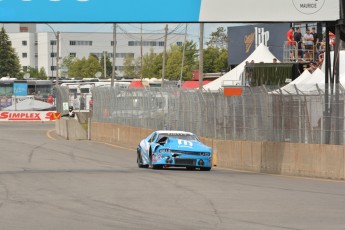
[142,49,163,79]
[99,54,112,78]
[206,27,228,49]
[60,56,76,78]
[123,54,139,78]
[68,55,102,79]
[0,27,21,78]
[204,47,228,73]
[23,67,48,80]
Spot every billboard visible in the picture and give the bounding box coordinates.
[0,0,340,22]
[227,23,290,65]
[13,83,28,96]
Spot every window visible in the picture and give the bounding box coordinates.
[22,53,28,58]
[69,53,76,58]
[50,40,57,45]
[50,52,57,58]
[70,40,92,46]
[111,41,117,46]
[158,41,165,46]
[22,66,28,72]
[22,41,27,46]
[35,53,38,58]
[35,40,38,46]
[51,66,57,71]
[177,42,183,46]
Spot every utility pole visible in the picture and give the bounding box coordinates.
[103,51,107,78]
[198,23,204,91]
[111,23,117,87]
[140,23,143,80]
[179,24,188,87]
[162,24,168,87]
[56,31,60,86]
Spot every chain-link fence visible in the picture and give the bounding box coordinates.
[54,84,345,145]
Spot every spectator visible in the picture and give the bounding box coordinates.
[286,27,295,61]
[80,94,85,110]
[311,27,319,60]
[294,27,303,60]
[304,62,318,73]
[89,97,93,111]
[273,58,277,63]
[47,95,54,104]
[303,28,314,61]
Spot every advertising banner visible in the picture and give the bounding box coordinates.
[0,111,57,122]
[0,0,340,22]
[13,83,28,96]
[228,23,290,65]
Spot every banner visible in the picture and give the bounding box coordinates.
[0,0,340,22]
[0,111,57,122]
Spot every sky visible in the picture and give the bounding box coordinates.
[37,23,245,44]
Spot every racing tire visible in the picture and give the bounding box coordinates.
[137,153,149,168]
[152,165,163,170]
[200,167,211,171]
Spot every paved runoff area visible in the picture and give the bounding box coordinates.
[0,122,344,230]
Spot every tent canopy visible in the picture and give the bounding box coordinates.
[204,44,278,91]
[4,99,55,111]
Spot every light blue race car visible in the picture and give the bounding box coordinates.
[137,130,213,171]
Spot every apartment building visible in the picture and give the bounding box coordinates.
[4,24,184,78]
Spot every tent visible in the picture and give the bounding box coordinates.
[181,80,211,89]
[4,99,55,111]
[204,43,279,91]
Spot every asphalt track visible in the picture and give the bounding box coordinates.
[0,122,344,230]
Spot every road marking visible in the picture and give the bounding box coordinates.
[46,129,56,141]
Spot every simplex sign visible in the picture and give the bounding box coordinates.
[0,0,341,22]
[0,111,57,122]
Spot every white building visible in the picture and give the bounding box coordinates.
[5,24,184,78]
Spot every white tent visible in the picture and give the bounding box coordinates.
[4,99,55,111]
[203,43,279,91]
[274,69,325,94]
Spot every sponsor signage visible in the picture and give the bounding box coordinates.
[228,23,290,65]
[0,111,57,122]
[0,0,340,22]
[13,83,28,96]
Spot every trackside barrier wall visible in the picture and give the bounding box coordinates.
[91,122,345,180]
[55,117,87,140]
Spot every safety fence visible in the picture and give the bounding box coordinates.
[58,84,345,146]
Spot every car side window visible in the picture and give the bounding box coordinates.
[149,133,157,143]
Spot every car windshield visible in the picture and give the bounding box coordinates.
[157,133,198,141]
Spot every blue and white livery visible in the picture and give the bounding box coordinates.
[137,130,212,171]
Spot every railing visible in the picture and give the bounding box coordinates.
[283,41,326,63]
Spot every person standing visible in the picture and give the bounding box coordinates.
[303,28,314,61]
[286,27,295,61]
[294,27,303,60]
[311,27,319,60]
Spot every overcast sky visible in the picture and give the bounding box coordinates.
[37,23,245,44]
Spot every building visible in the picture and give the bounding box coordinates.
[4,24,184,78]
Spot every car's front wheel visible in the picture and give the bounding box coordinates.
[137,152,149,168]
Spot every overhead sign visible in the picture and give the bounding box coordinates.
[0,0,340,22]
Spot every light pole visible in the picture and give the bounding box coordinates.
[46,24,60,86]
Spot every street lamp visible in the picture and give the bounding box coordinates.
[45,24,60,86]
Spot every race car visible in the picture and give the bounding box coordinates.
[137,130,213,171]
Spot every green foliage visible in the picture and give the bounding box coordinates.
[99,54,113,78]
[68,55,102,79]
[142,49,163,79]
[0,27,21,78]
[206,27,228,49]
[60,56,76,78]
[23,66,48,80]
[123,54,140,78]
[204,47,228,73]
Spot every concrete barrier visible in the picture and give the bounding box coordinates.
[55,117,87,140]
[91,122,345,180]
